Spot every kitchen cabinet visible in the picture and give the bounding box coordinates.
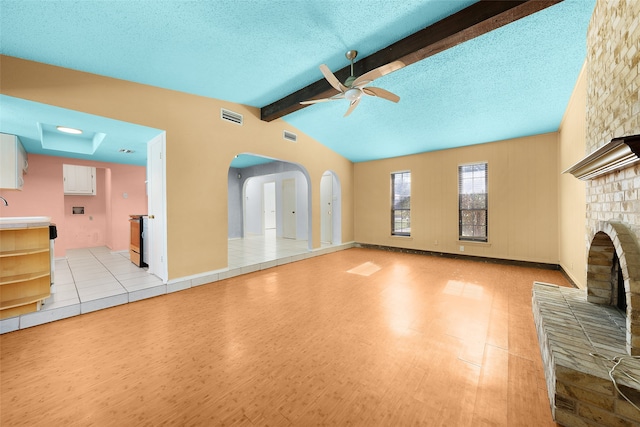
[0,226,51,319]
[63,164,96,195]
[0,133,28,190]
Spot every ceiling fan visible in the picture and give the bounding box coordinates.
[301,50,403,117]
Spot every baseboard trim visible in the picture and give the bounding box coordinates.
[355,243,562,272]
[558,265,579,288]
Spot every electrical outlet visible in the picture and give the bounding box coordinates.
[459,245,464,252]
[434,240,438,246]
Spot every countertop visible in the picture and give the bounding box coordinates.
[0,217,51,229]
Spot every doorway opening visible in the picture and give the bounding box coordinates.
[320,170,342,245]
[227,154,312,269]
[263,181,276,237]
[282,178,297,240]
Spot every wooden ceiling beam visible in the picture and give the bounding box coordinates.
[260,0,562,122]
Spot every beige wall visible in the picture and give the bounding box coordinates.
[0,56,354,280]
[558,64,588,288]
[354,133,559,264]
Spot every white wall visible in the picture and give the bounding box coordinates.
[227,167,243,238]
[244,170,308,239]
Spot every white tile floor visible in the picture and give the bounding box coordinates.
[1,234,352,333]
[228,230,310,269]
[4,247,166,333]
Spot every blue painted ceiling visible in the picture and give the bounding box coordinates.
[0,0,595,167]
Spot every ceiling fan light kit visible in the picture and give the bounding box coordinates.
[301,49,401,117]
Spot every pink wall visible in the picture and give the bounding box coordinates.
[0,154,147,257]
[63,168,108,248]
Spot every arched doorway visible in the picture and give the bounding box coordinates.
[227,154,312,269]
[320,171,342,245]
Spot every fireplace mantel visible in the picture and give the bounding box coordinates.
[564,133,640,180]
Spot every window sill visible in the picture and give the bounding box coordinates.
[391,235,413,240]
[457,240,491,247]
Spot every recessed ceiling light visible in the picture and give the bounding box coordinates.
[56,126,83,135]
[119,148,135,154]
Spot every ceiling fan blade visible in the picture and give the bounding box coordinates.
[319,64,347,93]
[362,87,400,103]
[344,98,360,117]
[353,60,405,87]
[300,99,330,105]
[300,93,345,105]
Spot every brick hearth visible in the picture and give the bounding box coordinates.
[533,282,640,426]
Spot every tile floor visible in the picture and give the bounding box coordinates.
[228,230,311,269]
[1,234,349,333]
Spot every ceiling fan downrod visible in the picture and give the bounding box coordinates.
[345,50,358,87]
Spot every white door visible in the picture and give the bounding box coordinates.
[147,133,167,282]
[320,173,333,244]
[282,178,296,239]
[263,181,276,231]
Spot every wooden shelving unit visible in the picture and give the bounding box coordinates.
[0,226,51,319]
[0,247,49,258]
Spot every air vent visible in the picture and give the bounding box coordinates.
[221,108,243,125]
[283,130,297,142]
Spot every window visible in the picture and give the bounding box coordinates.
[458,163,487,242]
[391,171,411,236]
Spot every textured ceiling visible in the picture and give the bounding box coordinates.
[0,95,163,166]
[0,0,595,167]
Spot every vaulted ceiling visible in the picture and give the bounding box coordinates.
[0,0,595,167]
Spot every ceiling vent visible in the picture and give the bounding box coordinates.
[283,130,297,142]
[221,108,243,125]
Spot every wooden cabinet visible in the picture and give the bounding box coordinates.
[63,164,96,195]
[0,226,51,319]
[0,133,28,190]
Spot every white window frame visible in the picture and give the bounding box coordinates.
[458,162,488,242]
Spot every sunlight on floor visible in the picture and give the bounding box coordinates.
[346,261,381,276]
[442,280,484,300]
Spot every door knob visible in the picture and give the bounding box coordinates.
[149,215,155,219]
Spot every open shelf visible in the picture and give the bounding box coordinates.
[0,271,50,286]
[0,293,50,311]
[0,247,50,258]
[0,225,51,318]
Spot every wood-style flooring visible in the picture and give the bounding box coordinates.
[0,248,569,426]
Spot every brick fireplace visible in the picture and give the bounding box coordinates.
[532,0,640,425]
[534,135,640,424]
[532,282,640,426]
[565,134,640,356]
[587,220,640,355]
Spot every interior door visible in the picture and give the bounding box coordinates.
[263,181,276,232]
[320,173,333,244]
[282,178,296,239]
[147,133,167,282]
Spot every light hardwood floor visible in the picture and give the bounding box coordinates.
[0,248,569,426]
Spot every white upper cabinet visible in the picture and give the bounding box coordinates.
[63,164,96,195]
[0,133,28,190]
